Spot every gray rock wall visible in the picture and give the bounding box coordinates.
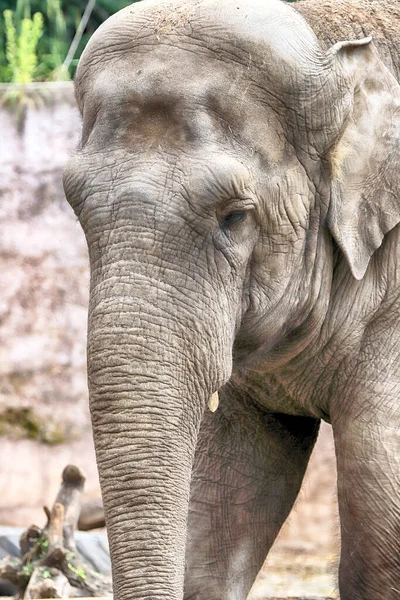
[0,83,99,525]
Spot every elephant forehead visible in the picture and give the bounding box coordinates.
[76,0,323,113]
[78,43,287,166]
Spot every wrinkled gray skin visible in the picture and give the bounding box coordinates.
[63,0,400,598]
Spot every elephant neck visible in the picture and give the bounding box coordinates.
[231,223,334,416]
[233,229,397,421]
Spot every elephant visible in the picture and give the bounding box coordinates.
[63,0,400,598]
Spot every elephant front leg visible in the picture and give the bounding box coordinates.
[333,402,400,600]
[184,383,320,600]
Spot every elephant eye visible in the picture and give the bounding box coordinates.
[220,210,246,230]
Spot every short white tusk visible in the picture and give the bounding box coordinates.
[208,391,219,412]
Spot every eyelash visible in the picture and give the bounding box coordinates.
[220,210,247,229]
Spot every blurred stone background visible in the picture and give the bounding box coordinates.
[0,84,99,526]
[0,84,339,598]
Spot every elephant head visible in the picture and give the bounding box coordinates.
[63,0,400,598]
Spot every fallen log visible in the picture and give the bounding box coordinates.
[0,466,112,599]
[77,501,105,532]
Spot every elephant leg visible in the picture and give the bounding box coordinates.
[331,308,400,600]
[184,383,320,600]
[333,401,400,600]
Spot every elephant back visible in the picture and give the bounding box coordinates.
[295,0,400,82]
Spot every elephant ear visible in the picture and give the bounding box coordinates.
[327,38,400,280]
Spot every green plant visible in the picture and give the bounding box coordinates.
[0,7,45,130]
[40,537,49,550]
[65,552,86,580]
[22,563,34,577]
[0,1,137,82]
[68,562,86,580]
[38,567,52,579]
[3,9,43,83]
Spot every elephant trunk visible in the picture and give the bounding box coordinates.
[87,265,222,600]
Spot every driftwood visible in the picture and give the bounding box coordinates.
[0,465,112,598]
[78,500,105,532]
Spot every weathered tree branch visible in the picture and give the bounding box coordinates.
[54,466,85,552]
[0,464,112,598]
